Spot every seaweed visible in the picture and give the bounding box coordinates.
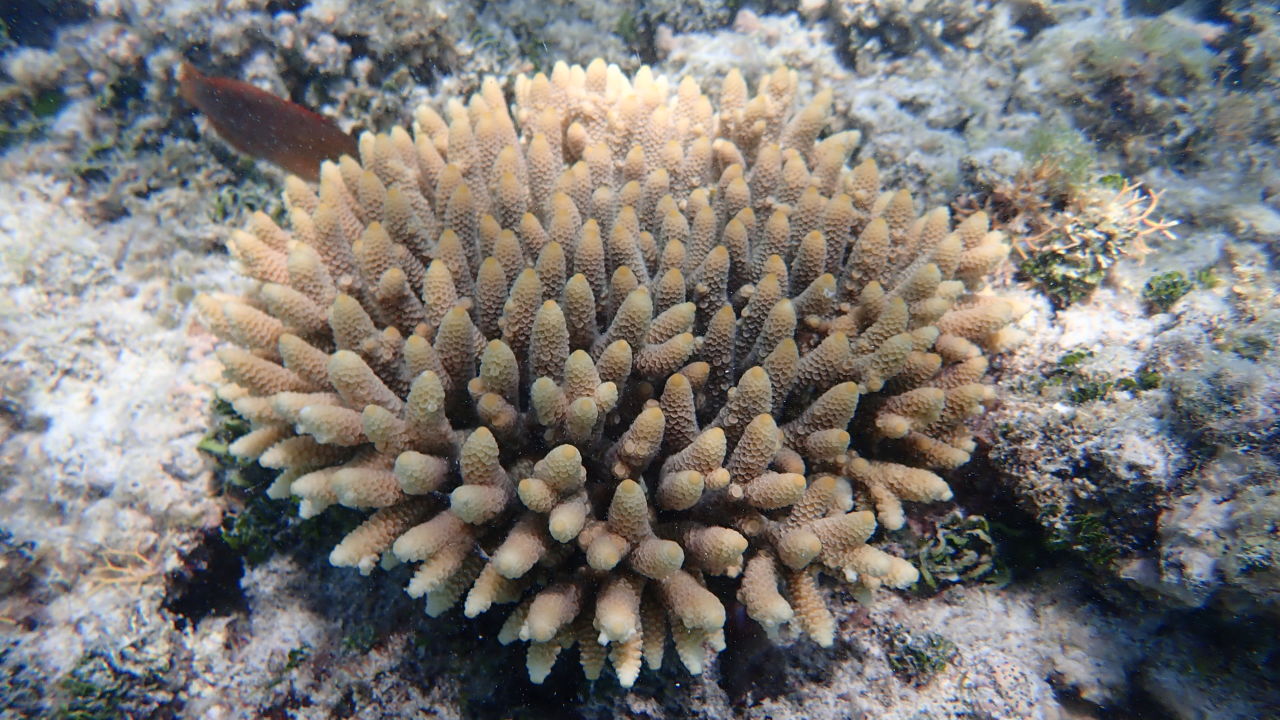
[1142,270,1194,313]
[1044,349,1161,404]
[914,510,1008,593]
[882,627,958,686]
[55,645,175,720]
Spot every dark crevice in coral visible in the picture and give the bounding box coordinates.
[220,483,363,570]
[1109,607,1280,719]
[1215,11,1271,91]
[0,529,46,633]
[327,689,357,720]
[265,0,309,13]
[828,20,859,73]
[252,547,570,719]
[0,0,92,49]
[1119,686,1198,720]
[878,17,924,57]
[1126,0,1227,22]
[100,73,147,112]
[258,689,311,720]
[947,443,1060,581]
[436,619,542,719]
[718,599,790,704]
[333,32,371,62]
[407,58,442,87]
[1196,0,1232,25]
[1009,0,1057,40]
[161,530,248,630]
[1087,78,1160,145]
[1122,0,1172,17]
[1166,365,1280,467]
[481,673,581,720]
[968,425,1180,615]
[899,99,928,117]
[274,62,333,109]
[619,10,662,67]
[0,396,48,437]
[1051,676,1153,719]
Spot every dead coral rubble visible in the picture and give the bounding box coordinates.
[198,59,1018,686]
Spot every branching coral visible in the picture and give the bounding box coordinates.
[198,59,1018,686]
[959,169,1177,308]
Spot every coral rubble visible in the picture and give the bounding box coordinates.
[199,58,1017,685]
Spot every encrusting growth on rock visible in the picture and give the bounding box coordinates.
[200,59,1021,686]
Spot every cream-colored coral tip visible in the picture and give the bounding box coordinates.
[788,568,835,647]
[786,381,860,437]
[296,404,365,446]
[459,427,501,485]
[477,339,519,402]
[330,501,429,575]
[726,413,782,484]
[327,350,401,413]
[464,564,520,618]
[805,429,850,463]
[450,484,507,524]
[587,532,629,571]
[394,451,449,494]
[547,496,588,543]
[536,444,585,492]
[331,467,404,509]
[529,376,565,426]
[881,554,921,588]
[595,577,641,644]
[704,467,731,490]
[607,479,651,541]
[657,470,705,511]
[629,537,685,580]
[517,477,556,513]
[564,396,599,442]
[594,381,618,412]
[741,472,807,509]
[610,406,665,478]
[229,426,287,461]
[492,516,547,579]
[362,404,410,453]
[530,300,570,381]
[662,426,727,476]
[522,583,581,643]
[777,527,822,570]
[406,369,446,421]
[217,347,310,396]
[661,570,725,631]
[739,553,794,631]
[810,510,877,551]
[685,526,748,574]
[392,512,468,563]
[562,348,598,397]
[870,414,902,440]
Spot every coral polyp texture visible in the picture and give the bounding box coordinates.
[198,59,1018,686]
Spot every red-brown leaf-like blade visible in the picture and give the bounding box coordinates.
[179,61,358,181]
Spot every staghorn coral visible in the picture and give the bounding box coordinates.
[198,59,1018,686]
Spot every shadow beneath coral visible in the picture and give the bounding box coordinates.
[162,529,248,629]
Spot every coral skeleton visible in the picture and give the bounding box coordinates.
[199,59,1018,686]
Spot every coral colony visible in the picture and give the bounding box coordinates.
[198,59,1020,686]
